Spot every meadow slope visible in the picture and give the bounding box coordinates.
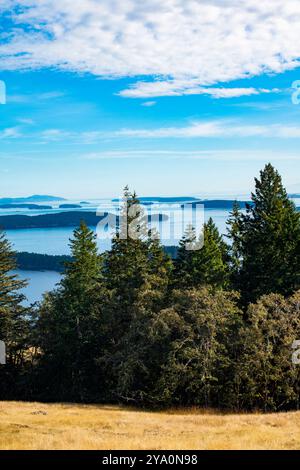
[0,402,300,450]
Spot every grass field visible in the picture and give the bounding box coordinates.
[0,401,299,450]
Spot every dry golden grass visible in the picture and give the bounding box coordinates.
[0,401,299,450]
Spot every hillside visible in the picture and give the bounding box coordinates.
[0,402,299,450]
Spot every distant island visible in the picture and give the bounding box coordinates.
[181,200,252,209]
[0,211,168,230]
[0,203,52,210]
[0,195,65,204]
[59,204,82,209]
[16,246,179,272]
[112,196,199,203]
[16,252,72,272]
[80,201,90,205]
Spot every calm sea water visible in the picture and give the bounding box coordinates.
[12,270,61,305]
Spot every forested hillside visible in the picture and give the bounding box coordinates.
[1,165,300,411]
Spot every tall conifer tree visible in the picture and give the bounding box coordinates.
[38,222,104,401]
[174,218,229,289]
[0,231,29,398]
[228,163,300,302]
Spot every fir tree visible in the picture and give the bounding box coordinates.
[0,230,30,399]
[228,163,300,302]
[226,201,244,290]
[101,188,172,400]
[174,218,229,289]
[236,291,300,411]
[37,222,104,401]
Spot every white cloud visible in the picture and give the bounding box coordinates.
[141,101,156,107]
[8,90,65,103]
[40,128,72,141]
[4,120,300,142]
[17,118,35,124]
[119,81,280,99]
[0,126,21,139]
[0,1,300,96]
[117,121,300,139]
[82,149,300,161]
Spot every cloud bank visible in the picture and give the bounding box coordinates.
[0,1,300,97]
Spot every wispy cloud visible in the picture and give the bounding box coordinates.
[119,81,280,99]
[0,1,300,96]
[141,101,156,107]
[117,121,300,139]
[3,120,300,143]
[82,149,300,161]
[0,127,21,139]
[17,118,35,125]
[8,91,65,104]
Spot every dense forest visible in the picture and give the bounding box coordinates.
[1,164,300,411]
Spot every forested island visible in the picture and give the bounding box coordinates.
[0,203,52,210]
[16,246,179,272]
[16,252,72,272]
[0,211,168,229]
[0,195,65,204]
[112,196,199,203]
[59,204,82,209]
[182,199,252,209]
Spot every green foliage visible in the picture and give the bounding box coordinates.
[100,188,172,400]
[174,218,229,289]
[151,288,242,408]
[0,231,31,399]
[228,163,300,303]
[37,222,105,401]
[236,291,300,411]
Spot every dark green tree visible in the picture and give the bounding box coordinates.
[0,230,30,399]
[150,287,242,408]
[101,188,172,401]
[174,218,229,289]
[228,163,300,303]
[226,201,244,290]
[37,222,104,401]
[236,291,300,411]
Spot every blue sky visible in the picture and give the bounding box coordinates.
[1,1,300,198]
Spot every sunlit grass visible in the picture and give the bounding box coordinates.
[0,401,299,450]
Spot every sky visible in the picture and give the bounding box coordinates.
[1,1,300,198]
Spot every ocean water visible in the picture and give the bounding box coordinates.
[12,270,61,305]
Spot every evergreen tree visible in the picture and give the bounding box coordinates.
[174,218,229,289]
[236,291,300,411]
[37,222,104,401]
[0,230,30,399]
[226,201,244,290]
[101,188,172,400]
[228,164,300,302]
[150,287,242,408]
